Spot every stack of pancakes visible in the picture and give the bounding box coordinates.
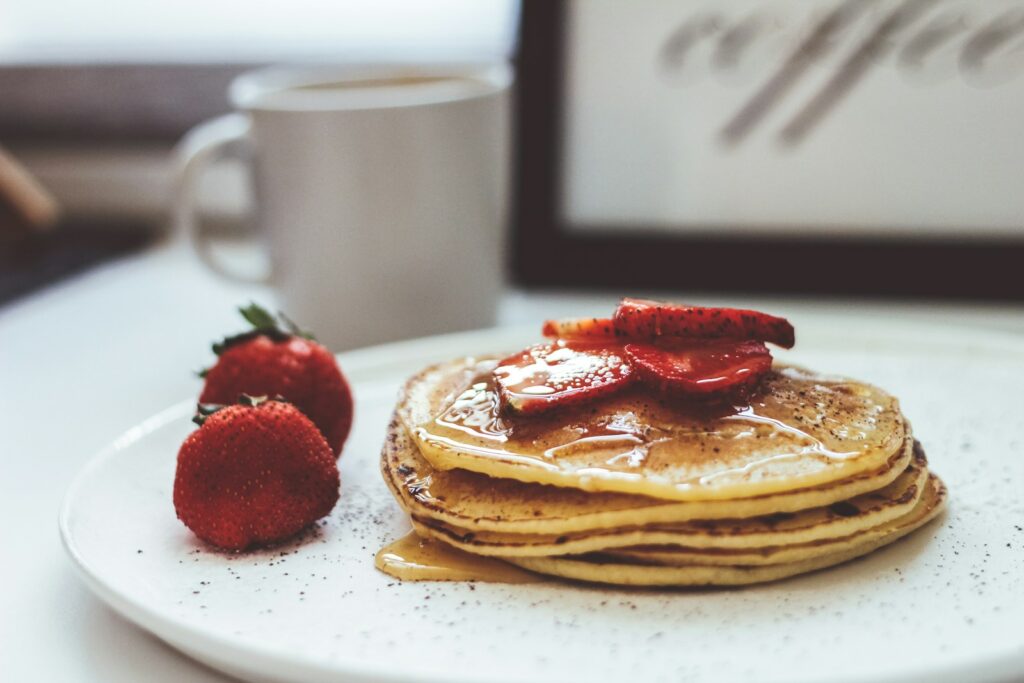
[381,357,946,586]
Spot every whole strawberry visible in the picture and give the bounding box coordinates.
[174,396,340,550]
[200,304,353,457]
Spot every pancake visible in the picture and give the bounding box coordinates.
[409,444,928,557]
[403,357,907,501]
[382,415,914,535]
[504,474,947,586]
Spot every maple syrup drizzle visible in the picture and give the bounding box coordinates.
[375,532,541,583]
[419,368,878,490]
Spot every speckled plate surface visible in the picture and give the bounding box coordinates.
[61,319,1024,683]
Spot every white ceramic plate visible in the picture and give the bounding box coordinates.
[61,319,1024,683]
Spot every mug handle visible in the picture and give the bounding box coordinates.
[173,112,271,283]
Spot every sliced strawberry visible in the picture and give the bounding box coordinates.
[613,298,662,338]
[614,298,795,349]
[541,317,620,341]
[624,340,772,398]
[494,341,634,414]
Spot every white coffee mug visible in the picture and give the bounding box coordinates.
[174,64,512,350]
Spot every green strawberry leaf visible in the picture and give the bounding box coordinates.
[206,302,317,359]
[239,303,278,331]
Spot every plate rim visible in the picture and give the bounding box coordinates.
[60,320,1024,683]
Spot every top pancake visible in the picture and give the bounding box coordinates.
[401,356,907,502]
[382,413,912,534]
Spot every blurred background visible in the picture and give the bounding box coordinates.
[0,1,516,282]
[4,0,1024,313]
[2,2,1023,681]
[3,0,1023,313]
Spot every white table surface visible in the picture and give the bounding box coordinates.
[3,238,1023,682]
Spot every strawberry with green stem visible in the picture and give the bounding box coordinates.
[174,395,340,551]
[199,304,353,456]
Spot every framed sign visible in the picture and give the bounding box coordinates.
[513,0,1024,297]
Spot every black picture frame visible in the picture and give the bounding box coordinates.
[511,0,1024,299]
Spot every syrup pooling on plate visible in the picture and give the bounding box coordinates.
[375,531,541,583]
[415,363,906,495]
